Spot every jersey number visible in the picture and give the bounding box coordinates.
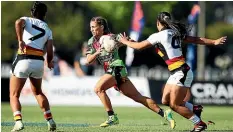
[171,37,181,49]
[29,24,45,41]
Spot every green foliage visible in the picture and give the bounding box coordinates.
[141,1,177,36]
[2,1,233,63]
[88,1,133,33]
[206,22,233,39]
[1,1,31,61]
[206,22,233,52]
[1,1,177,62]
[46,2,85,48]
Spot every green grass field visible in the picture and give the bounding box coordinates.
[1,103,233,132]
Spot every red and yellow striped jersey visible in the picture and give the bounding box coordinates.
[147,29,187,71]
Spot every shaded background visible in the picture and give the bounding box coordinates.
[2,1,233,69]
[1,1,233,102]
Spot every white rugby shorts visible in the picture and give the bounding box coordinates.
[11,58,44,79]
[167,69,193,87]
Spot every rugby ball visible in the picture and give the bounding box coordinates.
[99,35,117,52]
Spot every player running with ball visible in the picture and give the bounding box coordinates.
[86,16,175,128]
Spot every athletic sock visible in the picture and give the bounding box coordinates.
[44,110,53,121]
[157,108,164,117]
[189,115,201,125]
[13,111,22,121]
[107,110,114,116]
[185,102,193,111]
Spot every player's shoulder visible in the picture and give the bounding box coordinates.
[20,16,37,22]
[149,32,161,39]
[19,17,46,24]
[162,29,174,35]
[20,16,29,20]
[101,33,119,37]
[17,16,29,23]
[87,36,95,45]
[107,33,119,37]
[153,29,172,39]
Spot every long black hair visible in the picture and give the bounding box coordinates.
[31,1,47,21]
[157,12,191,40]
[91,16,111,34]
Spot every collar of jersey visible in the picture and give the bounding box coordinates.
[160,27,171,31]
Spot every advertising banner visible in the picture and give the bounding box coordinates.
[148,80,233,105]
[15,78,233,106]
[191,81,233,105]
[19,76,150,106]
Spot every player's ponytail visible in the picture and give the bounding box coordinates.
[157,12,190,40]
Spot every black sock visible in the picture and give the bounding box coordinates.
[46,118,52,121]
[107,110,114,116]
[158,108,164,117]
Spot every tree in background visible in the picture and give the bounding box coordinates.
[2,1,232,69]
[1,1,176,63]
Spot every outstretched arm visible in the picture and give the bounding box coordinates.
[115,34,136,48]
[120,40,152,50]
[118,33,152,50]
[183,36,227,46]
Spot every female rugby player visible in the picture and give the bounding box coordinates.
[86,16,175,128]
[118,12,227,132]
[10,2,56,131]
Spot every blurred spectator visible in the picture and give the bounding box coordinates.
[53,54,60,76]
[74,42,95,76]
[58,59,74,76]
[50,46,61,76]
[43,46,75,78]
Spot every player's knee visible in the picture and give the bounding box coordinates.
[169,103,178,111]
[10,92,20,99]
[161,99,169,106]
[94,86,105,94]
[9,89,21,98]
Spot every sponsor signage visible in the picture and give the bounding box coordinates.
[191,82,233,105]
[19,76,150,106]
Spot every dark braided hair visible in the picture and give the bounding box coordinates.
[91,16,111,34]
[157,12,191,40]
[31,1,47,21]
